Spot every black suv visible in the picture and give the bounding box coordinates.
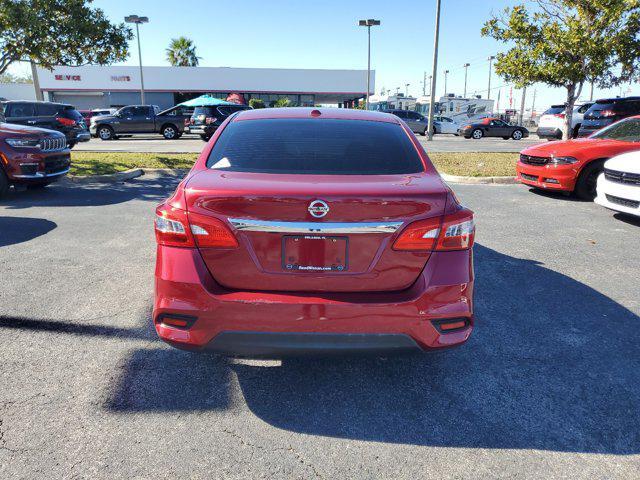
[578,97,640,137]
[186,104,252,141]
[3,101,90,148]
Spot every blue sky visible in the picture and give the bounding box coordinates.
[10,0,635,112]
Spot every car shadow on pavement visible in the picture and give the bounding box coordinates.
[0,216,56,247]
[0,172,182,210]
[613,212,640,227]
[104,243,639,454]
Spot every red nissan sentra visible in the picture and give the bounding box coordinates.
[153,108,475,356]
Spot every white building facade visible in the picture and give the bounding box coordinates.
[18,65,374,110]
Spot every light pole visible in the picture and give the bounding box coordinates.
[125,15,149,105]
[443,69,449,97]
[395,87,400,95]
[405,83,410,96]
[358,19,381,109]
[426,0,441,141]
[487,55,495,99]
[463,63,470,98]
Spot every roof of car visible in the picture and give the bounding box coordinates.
[4,100,72,107]
[231,107,401,124]
[595,96,640,103]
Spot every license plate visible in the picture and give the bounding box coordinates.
[282,235,348,272]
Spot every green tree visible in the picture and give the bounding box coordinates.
[482,0,640,139]
[0,0,132,75]
[273,97,292,108]
[248,98,265,109]
[0,72,32,83]
[165,37,201,67]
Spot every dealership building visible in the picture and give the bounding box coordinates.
[0,65,373,110]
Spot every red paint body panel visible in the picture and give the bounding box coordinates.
[154,108,474,354]
[154,246,474,350]
[517,137,640,191]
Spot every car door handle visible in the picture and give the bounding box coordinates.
[27,120,36,124]
[146,117,151,120]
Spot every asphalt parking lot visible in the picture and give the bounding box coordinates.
[1,174,639,479]
[74,133,545,153]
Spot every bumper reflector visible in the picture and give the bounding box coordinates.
[432,318,470,333]
[157,313,198,330]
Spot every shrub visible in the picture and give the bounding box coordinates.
[249,98,265,109]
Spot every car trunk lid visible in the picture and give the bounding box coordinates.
[185,170,448,292]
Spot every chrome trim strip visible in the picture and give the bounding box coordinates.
[228,218,403,234]
[13,168,70,179]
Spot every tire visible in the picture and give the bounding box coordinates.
[161,124,178,140]
[420,128,427,136]
[511,129,523,140]
[97,125,114,140]
[0,169,9,198]
[200,134,211,142]
[574,159,605,200]
[471,129,483,139]
[67,141,76,149]
[572,125,581,139]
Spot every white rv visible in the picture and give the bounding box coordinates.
[368,94,417,112]
[415,95,494,124]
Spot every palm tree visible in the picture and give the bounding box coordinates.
[165,37,201,66]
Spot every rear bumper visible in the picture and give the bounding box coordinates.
[154,246,474,357]
[536,127,562,139]
[516,161,579,191]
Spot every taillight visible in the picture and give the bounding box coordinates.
[393,208,475,252]
[154,204,238,248]
[155,204,194,247]
[599,109,615,117]
[205,117,217,124]
[553,113,566,119]
[188,212,238,248]
[184,118,190,126]
[56,116,76,126]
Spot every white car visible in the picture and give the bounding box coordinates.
[434,115,460,134]
[595,151,640,217]
[537,102,593,140]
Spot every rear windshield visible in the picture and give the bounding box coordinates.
[586,101,620,118]
[193,106,216,117]
[59,106,83,121]
[590,117,640,141]
[206,118,424,175]
[543,105,565,115]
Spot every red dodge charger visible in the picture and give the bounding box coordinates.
[153,108,475,356]
[517,116,640,199]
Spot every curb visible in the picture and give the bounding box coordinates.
[64,168,189,184]
[440,172,517,185]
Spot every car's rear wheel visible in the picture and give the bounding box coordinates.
[574,159,605,200]
[0,169,9,198]
[472,129,483,139]
[97,125,114,140]
[572,125,581,139]
[162,125,178,140]
[200,134,211,142]
[512,129,523,140]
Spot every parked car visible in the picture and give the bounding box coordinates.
[537,102,593,140]
[90,105,191,140]
[153,108,475,356]
[459,117,529,140]
[595,151,640,218]
[79,108,117,127]
[433,115,460,134]
[3,101,90,148]
[0,112,70,197]
[383,109,430,135]
[517,115,640,199]
[578,97,640,137]
[187,104,251,141]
